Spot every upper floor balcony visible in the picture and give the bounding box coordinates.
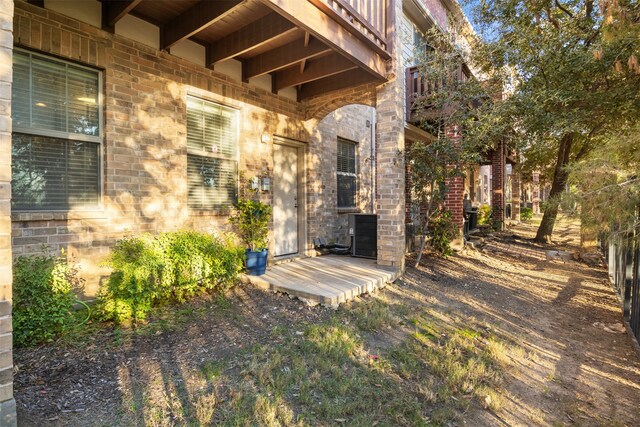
[97,0,392,101]
[405,63,470,124]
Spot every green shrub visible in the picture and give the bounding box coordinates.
[13,254,81,347]
[97,231,244,324]
[477,204,492,226]
[429,210,458,256]
[520,207,533,221]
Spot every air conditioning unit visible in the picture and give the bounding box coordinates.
[348,214,377,259]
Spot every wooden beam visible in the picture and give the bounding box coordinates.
[161,0,244,51]
[259,0,387,80]
[243,37,330,81]
[274,53,358,91]
[208,13,296,66]
[102,0,143,30]
[298,69,377,101]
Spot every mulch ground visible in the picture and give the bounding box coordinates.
[15,216,640,426]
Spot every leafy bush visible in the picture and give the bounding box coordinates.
[13,254,81,347]
[520,207,533,221]
[429,210,458,256]
[477,204,492,226]
[97,231,244,324]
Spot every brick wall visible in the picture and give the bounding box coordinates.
[511,171,521,221]
[375,0,406,271]
[443,125,464,230]
[491,140,505,229]
[0,0,15,424]
[307,105,375,246]
[11,2,379,295]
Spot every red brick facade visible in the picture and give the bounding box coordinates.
[491,140,505,229]
[443,125,464,230]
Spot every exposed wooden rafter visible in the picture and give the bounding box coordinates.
[242,37,330,81]
[208,13,296,66]
[274,53,357,91]
[161,0,244,51]
[102,0,143,30]
[258,0,387,80]
[298,69,377,101]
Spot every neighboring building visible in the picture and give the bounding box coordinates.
[401,0,519,233]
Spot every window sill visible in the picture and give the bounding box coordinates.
[337,207,361,214]
[12,210,106,222]
[188,208,233,217]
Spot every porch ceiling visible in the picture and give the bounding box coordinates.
[98,0,388,101]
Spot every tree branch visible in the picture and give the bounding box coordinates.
[554,0,574,18]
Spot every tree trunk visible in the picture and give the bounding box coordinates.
[534,133,573,243]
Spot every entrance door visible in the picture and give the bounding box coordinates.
[273,143,299,256]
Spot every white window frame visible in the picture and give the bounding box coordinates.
[12,48,104,212]
[337,138,358,209]
[186,95,240,210]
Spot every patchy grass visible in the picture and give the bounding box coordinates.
[126,295,520,426]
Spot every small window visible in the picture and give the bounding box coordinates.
[11,50,102,210]
[337,138,357,208]
[186,96,238,209]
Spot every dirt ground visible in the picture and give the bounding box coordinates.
[14,216,640,426]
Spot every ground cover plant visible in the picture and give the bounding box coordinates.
[97,230,244,324]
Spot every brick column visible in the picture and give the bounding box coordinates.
[491,140,505,230]
[511,171,521,221]
[375,0,405,271]
[532,171,541,214]
[0,1,16,426]
[443,125,464,231]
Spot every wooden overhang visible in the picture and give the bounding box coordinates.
[96,0,390,101]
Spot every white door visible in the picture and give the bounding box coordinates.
[273,143,298,256]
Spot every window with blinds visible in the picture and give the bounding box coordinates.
[186,96,238,209]
[11,50,102,210]
[337,138,357,208]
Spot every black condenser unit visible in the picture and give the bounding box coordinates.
[349,214,377,259]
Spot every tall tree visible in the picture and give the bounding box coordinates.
[465,0,640,242]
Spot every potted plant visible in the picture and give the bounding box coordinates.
[229,198,272,275]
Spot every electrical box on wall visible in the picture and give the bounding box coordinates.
[250,176,259,190]
[261,177,270,192]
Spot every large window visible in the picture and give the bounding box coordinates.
[186,96,238,209]
[11,50,101,210]
[337,138,357,208]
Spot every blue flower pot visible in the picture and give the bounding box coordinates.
[246,249,268,275]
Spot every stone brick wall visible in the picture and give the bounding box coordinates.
[0,0,15,424]
[375,0,406,271]
[307,105,375,246]
[11,2,379,295]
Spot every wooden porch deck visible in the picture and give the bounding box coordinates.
[245,256,399,307]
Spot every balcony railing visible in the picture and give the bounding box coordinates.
[405,65,471,124]
[308,0,389,56]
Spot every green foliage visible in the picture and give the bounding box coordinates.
[477,204,492,226]
[520,207,533,222]
[228,199,272,251]
[13,254,81,346]
[96,231,244,324]
[461,0,640,240]
[429,210,458,256]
